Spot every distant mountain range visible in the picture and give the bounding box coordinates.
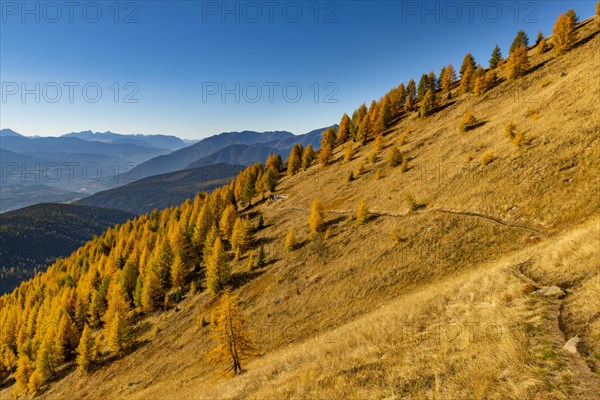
[0,203,133,294]
[0,126,334,212]
[77,163,245,214]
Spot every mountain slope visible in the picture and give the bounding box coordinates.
[77,163,245,214]
[0,14,598,400]
[62,130,191,151]
[0,203,133,294]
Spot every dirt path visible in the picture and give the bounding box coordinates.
[513,263,600,400]
[278,205,547,237]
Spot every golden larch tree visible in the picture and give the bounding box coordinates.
[206,290,257,376]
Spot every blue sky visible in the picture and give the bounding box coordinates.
[0,1,594,139]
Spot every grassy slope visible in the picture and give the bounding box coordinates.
[6,18,599,400]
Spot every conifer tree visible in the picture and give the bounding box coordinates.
[459,63,474,94]
[358,114,371,145]
[505,45,530,80]
[265,154,283,171]
[510,30,529,52]
[76,324,94,373]
[170,253,187,288]
[219,204,238,240]
[284,228,296,252]
[206,237,230,294]
[231,217,253,257]
[206,290,257,376]
[406,79,416,103]
[308,200,325,235]
[440,63,456,97]
[337,113,351,144]
[286,144,303,176]
[344,142,354,162]
[56,313,78,360]
[537,38,547,55]
[535,30,544,45]
[417,73,429,100]
[388,146,403,167]
[301,144,316,169]
[404,93,415,112]
[255,245,266,268]
[552,11,577,55]
[262,166,279,193]
[203,224,219,262]
[106,311,131,355]
[459,53,476,79]
[419,88,437,118]
[15,354,35,394]
[489,45,502,68]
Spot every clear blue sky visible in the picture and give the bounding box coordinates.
[0,1,594,139]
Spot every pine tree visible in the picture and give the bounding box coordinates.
[206,237,230,294]
[284,228,296,252]
[337,113,351,144]
[206,290,257,376]
[301,144,316,169]
[419,88,436,118]
[417,73,429,100]
[106,311,131,355]
[552,11,577,55]
[355,200,369,224]
[489,45,502,68]
[76,324,94,373]
[308,200,325,235]
[510,30,529,52]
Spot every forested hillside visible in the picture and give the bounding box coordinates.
[0,204,134,295]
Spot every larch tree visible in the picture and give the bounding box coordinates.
[219,204,238,240]
[440,63,456,98]
[344,142,354,162]
[419,88,437,118]
[170,253,187,288]
[417,73,429,100]
[552,11,577,55]
[337,113,351,144]
[76,323,94,373]
[286,144,303,176]
[106,311,131,355]
[262,166,278,193]
[505,45,530,80]
[489,45,502,68]
[265,154,283,171]
[206,237,230,294]
[56,313,79,360]
[230,217,253,259]
[301,144,316,169]
[459,63,474,94]
[406,79,416,103]
[357,113,371,145]
[206,290,257,376]
[308,200,325,235]
[459,53,476,79]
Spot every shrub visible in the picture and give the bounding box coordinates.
[504,121,517,138]
[481,151,495,166]
[526,108,539,121]
[390,229,407,243]
[346,171,354,183]
[368,150,378,164]
[324,228,331,240]
[406,193,418,212]
[397,133,406,146]
[464,152,473,163]
[512,131,532,147]
[400,157,409,173]
[388,146,403,167]
[355,163,365,177]
[284,228,296,251]
[344,143,354,162]
[374,168,382,180]
[459,111,479,132]
[355,200,369,225]
[373,135,384,151]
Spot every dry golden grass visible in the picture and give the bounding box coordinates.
[4,16,599,400]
